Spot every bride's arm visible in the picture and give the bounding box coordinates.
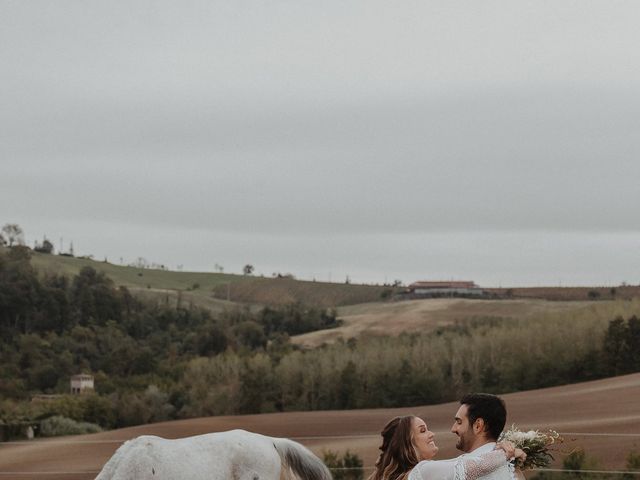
[453,450,510,480]
[409,450,511,480]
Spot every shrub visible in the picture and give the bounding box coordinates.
[34,239,54,254]
[380,288,393,299]
[39,415,102,437]
[562,449,606,478]
[323,450,363,480]
[625,450,640,480]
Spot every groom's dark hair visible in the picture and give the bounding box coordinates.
[460,393,506,440]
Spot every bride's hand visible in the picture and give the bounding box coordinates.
[496,441,516,459]
[513,448,527,463]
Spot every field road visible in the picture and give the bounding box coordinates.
[1,373,639,479]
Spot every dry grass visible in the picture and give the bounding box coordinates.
[488,285,640,301]
[3,374,638,479]
[292,298,598,348]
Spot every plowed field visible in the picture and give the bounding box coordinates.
[2,374,639,479]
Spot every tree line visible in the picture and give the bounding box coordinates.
[1,245,639,432]
[0,246,337,427]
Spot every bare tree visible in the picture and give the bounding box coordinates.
[1,224,24,247]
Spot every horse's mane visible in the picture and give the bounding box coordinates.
[273,438,332,480]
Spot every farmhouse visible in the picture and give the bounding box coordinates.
[407,280,484,297]
[70,374,94,395]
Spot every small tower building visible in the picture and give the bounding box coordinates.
[70,374,94,395]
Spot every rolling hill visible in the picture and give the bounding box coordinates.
[24,249,634,348]
[27,250,397,309]
[292,297,599,347]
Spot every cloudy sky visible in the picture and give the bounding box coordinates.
[2,1,640,286]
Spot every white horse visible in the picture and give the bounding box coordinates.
[95,429,332,480]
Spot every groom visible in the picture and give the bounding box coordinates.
[451,393,515,480]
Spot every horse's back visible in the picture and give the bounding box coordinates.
[95,430,282,480]
[96,435,206,480]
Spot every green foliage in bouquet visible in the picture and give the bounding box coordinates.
[499,425,563,470]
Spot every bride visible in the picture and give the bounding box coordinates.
[367,416,526,480]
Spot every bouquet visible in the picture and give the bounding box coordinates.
[498,425,563,469]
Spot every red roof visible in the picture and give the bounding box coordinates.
[409,281,478,289]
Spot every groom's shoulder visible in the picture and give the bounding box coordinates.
[468,442,497,456]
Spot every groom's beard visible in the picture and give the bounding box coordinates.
[455,432,472,452]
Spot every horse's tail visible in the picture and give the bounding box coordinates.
[273,438,332,480]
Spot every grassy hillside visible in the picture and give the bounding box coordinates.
[28,251,396,309]
[293,297,600,347]
[209,275,396,307]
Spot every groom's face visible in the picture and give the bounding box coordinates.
[451,404,475,452]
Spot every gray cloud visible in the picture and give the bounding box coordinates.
[4,88,639,234]
[2,0,640,284]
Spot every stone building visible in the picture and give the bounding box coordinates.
[70,374,94,394]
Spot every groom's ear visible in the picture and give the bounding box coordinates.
[472,418,486,435]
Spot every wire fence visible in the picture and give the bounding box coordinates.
[1,431,639,477]
[0,468,640,477]
[1,430,639,446]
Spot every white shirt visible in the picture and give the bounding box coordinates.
[408,442,513,480]
[456,443,514,480]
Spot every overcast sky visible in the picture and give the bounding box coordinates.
[2,1,640,286]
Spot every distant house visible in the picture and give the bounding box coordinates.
[70,374,94,395]
[407,281,484,297]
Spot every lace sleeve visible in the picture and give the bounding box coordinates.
[453,450,508,480]
[408,458,458,480]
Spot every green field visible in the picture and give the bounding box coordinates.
[28,250,396,309]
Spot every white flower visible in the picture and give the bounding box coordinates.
[498,425,563,469]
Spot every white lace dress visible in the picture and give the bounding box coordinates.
[408,450,513,480]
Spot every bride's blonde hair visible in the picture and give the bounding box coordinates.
[367,415,420,480]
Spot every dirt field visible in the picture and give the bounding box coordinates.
[292,298,595,348]
[208,276,394,308]
[2,373,638,479]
